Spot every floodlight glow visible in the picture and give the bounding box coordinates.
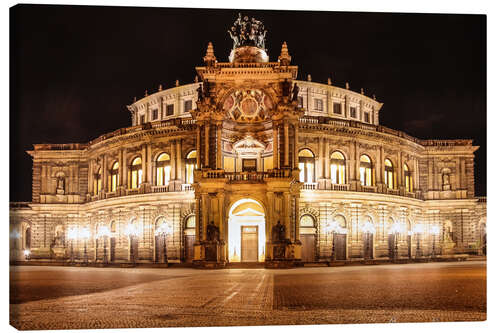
[23,249,31,256]
[97,225,111,238]
[155,223,173,236]
[80,227,90,240]
[10,230,20,239]
[389,222,403,235]
[361,221,375,234]
[67,227,79,240]
[430,225,440,235]
[125,224,139,237]
[413,224,424,234]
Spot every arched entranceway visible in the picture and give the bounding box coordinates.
[228,199,266,263]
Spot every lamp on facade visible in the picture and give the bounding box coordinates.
[23,249,31,260]
[67,227,79,264]
[96,225,111,264]
[388,222,403,260]
[125,223,140,265]
[360,221,375,260]
[412,223,424,258]
[430,225,440,259]
[80,227,91,265]
[155,222,173,266]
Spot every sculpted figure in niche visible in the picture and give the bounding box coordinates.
[442,169,451,190]
[56,176,65,194]
[292,83,300,102]
[52,225,65,247]
[206,221,220,242]
[272,220,286,243]
[196,84,203,102]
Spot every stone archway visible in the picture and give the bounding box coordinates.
[227,198,266,263]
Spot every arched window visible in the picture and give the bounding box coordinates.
[156,153,171,186]
[109,161,119,192]
[94,167,102,195]
[334,215,347,228]
[359,155,373,186]
[384,158,395,189]
[185,150,197,184]
[300,215,315,227]
[185,215,196,229]
[299,149,315,183]
[25,227,31,250]
[130,157,143,189]
[330,151,346,184]
[110,221,116,233]
[404,163,413,192]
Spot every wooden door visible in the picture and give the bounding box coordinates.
[155,235,165,263]
[363,233,374,259]
[300,234,315,262]
[184,235,195,262]
[241,226,258,262]
[388,234,396,259]
[334,234,346,260]
[110,237,116,262]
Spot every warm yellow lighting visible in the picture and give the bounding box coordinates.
[97,225,111,238]
[430,225,440,235]
[67,227,79,240]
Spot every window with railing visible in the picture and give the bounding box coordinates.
[184,100,192,113]
[166,104,174,116]
[299,149,315,184]
[314,98,323,111]
[185,150,197,184]
[94,167,102,195]
[109,161,119,192]
[333,102,342,114]
[156,153,171,186]
[359,154,373,186]
[384,158,395,189]
[404,163,413,192]
[130,157,143,189]
[330,151,346,184]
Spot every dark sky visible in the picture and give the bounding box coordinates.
[10,5,486,201]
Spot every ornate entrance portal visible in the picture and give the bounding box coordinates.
[228,199,266,262]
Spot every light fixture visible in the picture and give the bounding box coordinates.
[430,225,440,235]
[361,221,375,234]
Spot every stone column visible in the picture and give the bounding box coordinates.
[324,139,330,179]
[196,125,201,169]
[176,140,182,182]
[88,160,93,194]
[204,123,210,168]
[141,145,147,184]
[414,158,419,191]
[284,121,289,167]
[273,123,279,169]
[170,140,176,180]
[283,192,291,240]
[101,156,106,193]
[294,123,299,169]
[317,138,324,180]
[147,144,153,184]
[216,123,222,169]
[378,146,384,185]
[122,151,128,189]
[294,196,300,242]
[118,150,123,187]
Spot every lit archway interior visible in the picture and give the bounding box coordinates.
[228,198,266,262]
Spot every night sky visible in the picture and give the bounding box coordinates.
[10,5,486,201]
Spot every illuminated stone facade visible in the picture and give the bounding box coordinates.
[9,38,486,267]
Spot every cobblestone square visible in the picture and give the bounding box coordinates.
[10,261,486,330]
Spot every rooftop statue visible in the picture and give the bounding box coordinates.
[228,13,267,51]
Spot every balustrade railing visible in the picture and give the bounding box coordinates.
[301,183,317,190]
[152,185,169,193]
[332,183,350,191]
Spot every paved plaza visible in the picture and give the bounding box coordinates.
[10,261,486,330]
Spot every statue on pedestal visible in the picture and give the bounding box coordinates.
[206,221,220,242]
